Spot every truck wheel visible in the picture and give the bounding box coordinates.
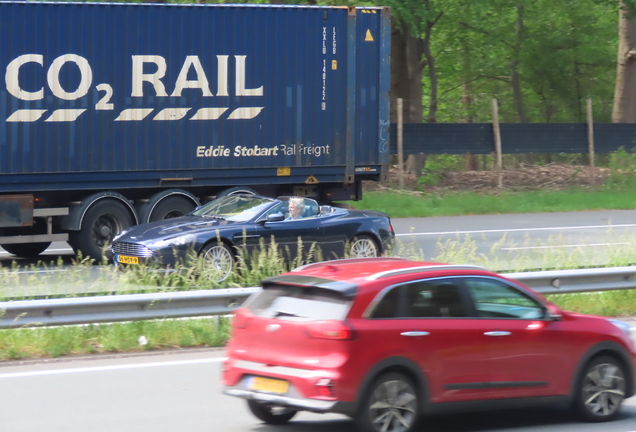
[1,242,51,258]
[148,196,196,222]
[216,186,257,198]
[70,200,134,262]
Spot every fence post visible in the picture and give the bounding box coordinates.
[492,99,503,188]
[587,98,595,185]
[397,98,404,190]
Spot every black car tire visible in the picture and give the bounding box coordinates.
[148,196,196,222]
[1,242,51,258]
[200,241,234,282]
[349,235,379,258]
[69,199,134,262]
[246,400,297,425]
[357,372,420,432]
[574,355,626,422]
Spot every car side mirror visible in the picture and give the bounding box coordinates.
[319,205,334,215]
[266,212,285,222]
[546,304,562,321]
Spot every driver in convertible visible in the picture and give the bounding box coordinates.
[285,198,304,221]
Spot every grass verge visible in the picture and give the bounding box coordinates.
[0,317,230,361]
[355,186,636,218]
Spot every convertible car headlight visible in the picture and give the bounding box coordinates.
[112,229,130,243]
[150,234,197,249]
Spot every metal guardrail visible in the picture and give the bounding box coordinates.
[1,266,636,329]
[0,287,260,329]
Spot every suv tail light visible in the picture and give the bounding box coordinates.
[232,307,252,329]
[305,321,354,340]
[315,378,336,398]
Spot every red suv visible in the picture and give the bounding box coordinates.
[222,258,636,432]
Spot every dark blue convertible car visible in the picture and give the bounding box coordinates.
[111,194,394,281]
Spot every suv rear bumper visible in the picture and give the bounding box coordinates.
[224,387,337,412]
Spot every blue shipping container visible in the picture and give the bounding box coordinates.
[0,2,390,192]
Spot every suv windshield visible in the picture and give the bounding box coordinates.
[245,284,351,321]
[191,195,274,222]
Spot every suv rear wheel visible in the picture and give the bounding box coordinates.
[246,400,297,425]
[357,372,419,432]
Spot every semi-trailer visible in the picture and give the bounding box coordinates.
[0,1,390,260]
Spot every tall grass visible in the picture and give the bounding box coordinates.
[0,317,229,361]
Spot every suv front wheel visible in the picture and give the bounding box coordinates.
[357,372,420,432]
[574,355,626,422]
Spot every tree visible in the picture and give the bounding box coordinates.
[612,0,636,122]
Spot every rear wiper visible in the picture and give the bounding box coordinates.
[274,310,305,318]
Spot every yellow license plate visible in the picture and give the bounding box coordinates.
[117,255,139,264]
[277,167,291,176]
[246,376,289,394]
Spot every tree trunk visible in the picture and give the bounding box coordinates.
[390,22,424,124]
[612,0,636,122]
[461,37,478,170]
[511,3,528,124]
[391,21,427,177]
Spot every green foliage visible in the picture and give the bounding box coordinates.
[417,155,465,186]
[607,146,636,187]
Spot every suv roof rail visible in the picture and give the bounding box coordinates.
[366,264,488,281]
[292,257,407,272]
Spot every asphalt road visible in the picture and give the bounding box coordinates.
[3,209,636,296]
[1,349,635,432]
[5,209,636,264]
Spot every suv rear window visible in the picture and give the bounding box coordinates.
[245,284,350,321]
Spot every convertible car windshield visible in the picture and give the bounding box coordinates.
[192,195,274,222]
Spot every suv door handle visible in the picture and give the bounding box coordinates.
[400,331,430,337]
[484,331,511,336]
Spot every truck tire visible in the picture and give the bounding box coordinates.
[69,199,134,262]
[148,196,196,222]
[1,242,51,258]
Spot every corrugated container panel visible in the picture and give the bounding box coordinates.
[355,7,390,167]
[1,2,387,188]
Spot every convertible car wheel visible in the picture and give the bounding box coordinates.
[349,235,379,258]
[200,242,234,282]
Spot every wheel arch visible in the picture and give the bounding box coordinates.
[61,192,139,231]
[137,189,200,224]
[354,356,430,416]
[570,341,635,399]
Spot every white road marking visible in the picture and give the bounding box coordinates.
[0,357,227,379]
[395,223,636,237]
[501,242,629,251]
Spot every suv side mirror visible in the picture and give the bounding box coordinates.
[546,304,562,321]
[266,212,285,222]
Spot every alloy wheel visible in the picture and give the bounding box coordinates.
[582,362,625,418]
[350,237,378,258]
[368,378,417,432]
[202,244,233,281]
